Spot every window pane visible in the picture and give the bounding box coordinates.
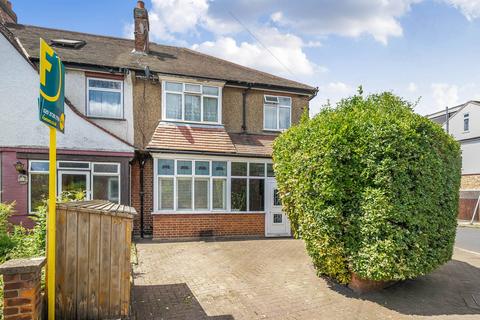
[464,118,469,131]
[194,178,209,210]
[165,82,182,92]
[61,174,87,195]
[195,161,210,175]
[177,160,192,175]
[177,178,192,210]
[166,93,182,120]
[185,94,201,121]
[89,79,121,90]
[249,163,265,177]
[264,105,277,130]
[267,164,275,177]
[159,177,174,210]
[212,179,227,210]
[93,176,119,203]
[203,86,219,96]
[93,163,119,173]
[231,162,247,176]
[30,173,48,212]
[231,178,247,211]
[31,161,49,172]
[89,90,122,118]
[58,162,90,169]
[185,84,201,93]
[249,179,265,211]
[264,95,279,103]
[278,97,291,106]
[203,97,218,122]
[212,161,227,176]
[279,107,291,129]
[158,160,174,175]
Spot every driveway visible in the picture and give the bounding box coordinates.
[132,239,480,320]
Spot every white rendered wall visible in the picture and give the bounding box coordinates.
[444,102,480,140]
[65,69,134,144]
[460,141,480,175]
[0,34,133,153]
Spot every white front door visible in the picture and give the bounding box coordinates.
[265,178,291,237]
[58,171,91,200]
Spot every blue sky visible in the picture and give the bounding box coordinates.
[13,0,480,115]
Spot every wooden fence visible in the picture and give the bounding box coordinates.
[55,201,136,319]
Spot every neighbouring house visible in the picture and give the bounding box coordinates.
[0,2,135,227]
[427,100,480,221]
[0,0,317,238]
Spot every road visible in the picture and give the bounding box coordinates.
[455,226,480,254]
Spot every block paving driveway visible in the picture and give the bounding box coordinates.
[132,238,480,320]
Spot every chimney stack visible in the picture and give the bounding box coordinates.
[133,0,149,54]
[0,0,17,24]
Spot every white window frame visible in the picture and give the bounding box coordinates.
[28,160,49,214]
[464,113,470,132]
[86,77,124,119]
[263,95,292,131]
[162,81,222,125]
[153,155,271,214]
[28,160,121,213]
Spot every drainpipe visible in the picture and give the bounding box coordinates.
[139,153,146,238]
[445,106,449,134]
[242,86,251,132]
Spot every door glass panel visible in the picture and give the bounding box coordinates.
[61,174,87,197]
[273,189,281,206]
[273,213,283,224]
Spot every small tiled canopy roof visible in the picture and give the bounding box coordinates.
[147,123,277,157]
[8,24,316,94]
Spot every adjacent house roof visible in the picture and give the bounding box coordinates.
[7,24,316,94]
[147,123,276,157]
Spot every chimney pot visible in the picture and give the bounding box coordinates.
[137,1,145,9]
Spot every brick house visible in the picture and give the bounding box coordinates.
[427,101,480,221]
[0,1,317,237]
[127,2,317,238]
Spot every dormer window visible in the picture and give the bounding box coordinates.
[263,95,291,131]
[464,113,470,132]
[162,81,221,124]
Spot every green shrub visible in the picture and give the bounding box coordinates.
[273,92,461,284]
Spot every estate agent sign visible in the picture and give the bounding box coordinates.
[39,38,65,132]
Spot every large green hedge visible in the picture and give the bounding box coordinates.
[273,92,461,284]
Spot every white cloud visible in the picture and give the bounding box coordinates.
[191,28,323,78]
[443,0,480,20]
[431,83,459,107]
[407,82,418,93]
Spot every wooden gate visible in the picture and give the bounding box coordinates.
[55,201,136,319]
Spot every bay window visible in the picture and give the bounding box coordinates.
[163,81,221,124]
[263,95,291,130]
[154,158,269,213]
[87,78,123,119]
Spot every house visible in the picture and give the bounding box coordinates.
[0,0,317,238]
[0,2,135,227]
[427,100,480,221]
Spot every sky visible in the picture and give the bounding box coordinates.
[12,0,480,116]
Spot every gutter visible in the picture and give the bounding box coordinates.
[146,148,272,159]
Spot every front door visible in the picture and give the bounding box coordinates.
[265,179,291,237]
[58,171,91,200]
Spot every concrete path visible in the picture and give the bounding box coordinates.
[132,239,480,320]
[456,227,480,254]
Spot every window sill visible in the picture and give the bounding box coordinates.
[161,119,223,127]
[87,116,126,121]
[152,211,265,215]
[263,129,287,133]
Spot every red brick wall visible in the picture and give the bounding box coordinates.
[152,213,265,239]
[131,156,154,237]
[459,198,479,221]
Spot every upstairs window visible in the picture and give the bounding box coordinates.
[87,78,123,119]
[264,95,291,131]
[464,113,470,132]
[163,81,221,124]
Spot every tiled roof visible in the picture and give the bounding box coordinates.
[147,123,237,154]
[147,123,276,157]
[229,133,276,157]
[8,24,316,94]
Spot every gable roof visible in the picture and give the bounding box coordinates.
[427,100,480,125]
[7,23,316,95]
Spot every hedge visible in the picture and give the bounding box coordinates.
[273,92,461,284]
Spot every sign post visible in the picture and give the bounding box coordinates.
[39,38,65,320]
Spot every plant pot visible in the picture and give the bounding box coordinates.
[348,272,397,294]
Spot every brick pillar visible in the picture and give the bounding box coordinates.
[0,257,46,320]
